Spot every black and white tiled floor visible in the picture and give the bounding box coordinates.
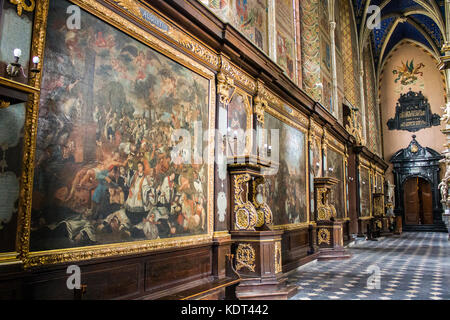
[288,232,449,300]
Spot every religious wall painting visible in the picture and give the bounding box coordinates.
[230,0,268,54]
[275,0,296,82]
[199,0,230,21]
[30,0,213,252]
[0,103,25,255]
[322,75,332,113]
[326,146,345,219]
[264,111,307,226]
[227,89,252,156]
[359,165,371,217]
[321,35,331,73]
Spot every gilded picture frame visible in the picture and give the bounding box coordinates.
[263,102,310,231]
[358,156,373,219]
[15,0,216,268]
[324,139,349,220]
[227,86,254,159]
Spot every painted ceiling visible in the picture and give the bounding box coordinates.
[352,0,446,68]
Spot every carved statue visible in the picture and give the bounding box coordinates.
[438,153,450,205]
[440,102,450,125]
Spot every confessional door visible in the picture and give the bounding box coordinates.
[403,177,433,225]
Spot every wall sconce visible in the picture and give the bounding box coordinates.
[268,145,272,157]
[29,56,41,79]
[6,49,23,77]
[328,167,334,173]
[6,49,41,79]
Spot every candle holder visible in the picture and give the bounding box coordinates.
[29,56,41,79]
[6,49,23,78]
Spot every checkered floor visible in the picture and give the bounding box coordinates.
[288,232,449,300]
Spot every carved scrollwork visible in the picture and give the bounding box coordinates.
[236,243,256,272]
[251,176,273,228]
[0,100,11,109]
[315,178,338,222]
[217,71,234,105]
[318,228,331,245]
[234,174,257,231]
[9,0,35,16]
[345,108,365,146]
[113,0,142,18]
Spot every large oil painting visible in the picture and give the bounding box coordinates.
[264,112,307,226]
[327,147,345,219]
[0,103,25,254]
[360,166,371,217]
[30,0,211,251]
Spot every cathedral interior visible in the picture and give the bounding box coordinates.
[0,0,449,301]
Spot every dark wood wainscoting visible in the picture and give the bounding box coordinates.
[0,242,237,300]
[281,226,318,273]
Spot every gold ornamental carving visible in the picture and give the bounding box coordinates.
[254,92,268,125]
[275,241,282,274]
[0,100,11,109]
[251,176,273,228]
[345,107,365,146]
[316,186,337,221]
[217,71,234,105]
[9,0,35,16]
[318,228,331,245]
[113,0,142,18]
[236,243,256,272]
[234,174,258,231]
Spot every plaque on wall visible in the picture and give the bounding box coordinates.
[387,90,440,132]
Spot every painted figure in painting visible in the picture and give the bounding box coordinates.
[30,0,210,251]
[228,93,249,155]
[231,0,267,52]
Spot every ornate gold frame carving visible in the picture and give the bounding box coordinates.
[9,0,35,16]
[0,100,11,109]
[107,0,220,69]
[14,0,216,268]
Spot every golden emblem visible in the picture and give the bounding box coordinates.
[318,228,331,245]
[236,243,256,272]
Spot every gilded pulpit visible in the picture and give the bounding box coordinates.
[314,177,351,260]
